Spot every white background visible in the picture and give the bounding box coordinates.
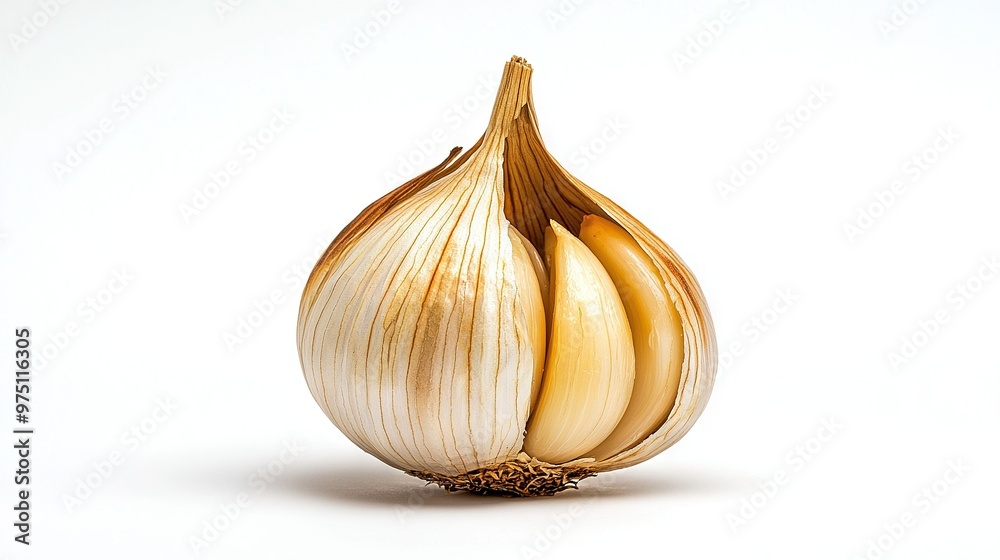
[2,1,999,558]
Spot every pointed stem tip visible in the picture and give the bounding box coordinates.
[486,56,535,134]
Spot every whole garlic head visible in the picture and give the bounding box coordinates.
[297,56,716,496]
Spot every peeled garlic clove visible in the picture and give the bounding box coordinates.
[522,220,635,464]
[579,215,685,461]
[297,56,717,496]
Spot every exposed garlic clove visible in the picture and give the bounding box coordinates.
[507,225,547,410]
[579,215,685,460]
[542,226,557,322]
[522,220,635,464]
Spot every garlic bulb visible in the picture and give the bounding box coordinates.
[297,56,716,496]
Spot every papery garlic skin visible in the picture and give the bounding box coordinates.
[298,56,717,493]
[507,226,547,409]
[298,150,538,476]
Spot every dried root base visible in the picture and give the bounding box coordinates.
[406,453,597,497]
